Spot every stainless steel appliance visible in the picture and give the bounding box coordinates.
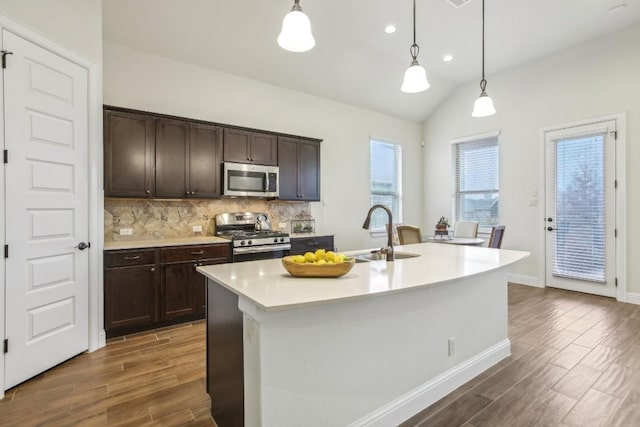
[223,162,279,198]
[215,212,290,262]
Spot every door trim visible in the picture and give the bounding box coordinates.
[0,13,103,398]
[538,113,626,302]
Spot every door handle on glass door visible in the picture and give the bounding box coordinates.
[547,227,554,231]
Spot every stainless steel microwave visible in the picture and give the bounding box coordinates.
[223,162,279,198]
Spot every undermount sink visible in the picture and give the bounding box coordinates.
[353,251,420,263]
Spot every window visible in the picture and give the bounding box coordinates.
[369,139,402,232]
[452,132,499,232]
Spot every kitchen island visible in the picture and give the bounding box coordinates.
[197,242,528,426]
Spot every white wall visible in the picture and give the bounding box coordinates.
[423,24,640,293]
[0,0,102,64]
[103,42,424,251]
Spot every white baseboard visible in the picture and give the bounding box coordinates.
[97,330,107,350]
[626,293,640,306]
[350,339,511,427]
[508,274,543,288]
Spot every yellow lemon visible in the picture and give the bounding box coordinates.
[292,255,306,263]
[304,252,315,263]
[314,249,326,261]
[325,251,336,262]
[316,259,327,265]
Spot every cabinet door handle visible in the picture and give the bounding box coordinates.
[191,250,204,255]
[145,189,151,195]
[124,255,140,260]
[150,267,155,272]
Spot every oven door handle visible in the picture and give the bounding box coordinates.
[233,243,291,255]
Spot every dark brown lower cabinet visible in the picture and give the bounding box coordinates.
[104,243,231,338]
[104,252,158,334]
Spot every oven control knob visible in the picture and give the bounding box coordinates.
[247,240,253,246]
[274,238,278,243]
[240,240,246,246]
[280,237,285,242]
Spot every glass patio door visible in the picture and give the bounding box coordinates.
[544,120,616,297]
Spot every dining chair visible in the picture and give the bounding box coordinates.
[488,225,506,249]
[396,225,422,245]
[454,221,478,238]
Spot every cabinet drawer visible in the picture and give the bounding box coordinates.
[290,236,334,255]
[161,244,231,263]
[105,249,157,267]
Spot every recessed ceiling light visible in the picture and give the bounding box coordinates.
[384,25,396,34]
[608,3,627,13]
[443,54,453,62]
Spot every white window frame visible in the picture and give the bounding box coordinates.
[369,137,403,234]
[451,130,500,234]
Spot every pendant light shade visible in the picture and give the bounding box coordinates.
[472,91,496,117]
[401,59,430,93]
[278,0,315,53]
[401,0,429,93]
[471,0,496,117]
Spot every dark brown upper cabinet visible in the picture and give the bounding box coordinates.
[155,119,189,198]
[155,120,223,198]
[189,123,224,198]
[277,137,320,201]
[104,110,155,197]
[223,129,277,166]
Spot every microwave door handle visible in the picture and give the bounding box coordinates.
[264,173,269,192]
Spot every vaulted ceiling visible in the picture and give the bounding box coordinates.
[103,0,640,122]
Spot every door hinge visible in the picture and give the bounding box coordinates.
[3,339,7,354]
[3,149,7,164]
[1,50,13,69]
[615,229,618,238]
[4,244,7,258]
[615,278,618,287]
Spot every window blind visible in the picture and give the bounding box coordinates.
[453,136,499,231]
[552,134,606,282]
[370,139,402,231]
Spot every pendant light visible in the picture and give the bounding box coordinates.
[277,0,315,53]
[471,0,496,117]
[401,0,430,93]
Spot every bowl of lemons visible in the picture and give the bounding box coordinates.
[282,249,355,278]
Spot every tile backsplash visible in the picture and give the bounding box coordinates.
[104,198,310,242]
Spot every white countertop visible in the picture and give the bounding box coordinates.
[104,236,230,250]
[197,242,528,311]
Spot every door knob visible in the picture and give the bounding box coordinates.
[547,227,554,231]
[547,218,553,222]
[75,242,90,250]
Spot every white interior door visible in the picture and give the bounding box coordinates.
[544,120,616,297]
[3,29,89,388]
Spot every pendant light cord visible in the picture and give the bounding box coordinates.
[409,0,419,60]
[480,0,487,92]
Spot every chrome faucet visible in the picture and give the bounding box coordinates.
[362,204,394,262]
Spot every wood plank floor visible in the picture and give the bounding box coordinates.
[0,321,215,427]
[2,284,640,426]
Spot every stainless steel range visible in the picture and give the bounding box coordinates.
[215,212,291,262]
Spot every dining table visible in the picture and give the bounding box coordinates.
[426,236,485,246]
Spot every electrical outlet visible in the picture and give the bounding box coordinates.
[279,222,287,229]
[448,337,455,356]
[119,228,133,236]
[193,225,203,232]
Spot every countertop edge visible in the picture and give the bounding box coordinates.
[104,237,230,250]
